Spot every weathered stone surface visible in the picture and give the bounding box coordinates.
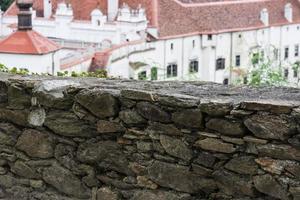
[191,164,213,177]
[240,100,294,114]
[11,161,40,179]
[225,156,258,175]
[137,102,171,123]
[97,187,120,200]
[288,134,300,148]
[206,118,246,136]
[131,190,190,200]
[243,136,268,144]
[121,89,157,102]
[77,141,132,175]
[44,111,96,137]
[244,114,297,140]
[160,135,193,161]
[54,144,78,171]
[136,176,158,189]
[28,108,46,127]
[75,89,119,118]
[0,81,8,103]
[200,100,233,116]
[172,109,203,128]
[195,138,236,153]
[146,122,182,136]
[0,108,29,126]
[148,161,216,193]
[0,123,21,146]
[7,84,31,109]
[193,152,216,168]
[34,79,78,109]
[290,187,300,200]
[136,141,153,152]
[42,164,91,199]
[119,110,147,125]
[16,129,54,159]
[256,144,300,161]
[253,174,289,200]
[213,169,255,197]
[157,94,199,108]
[221,136,244,145]
[97,120,125,133]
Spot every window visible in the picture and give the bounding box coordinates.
[295,45,299,57]
[235,55,241,67]
[189,60,199,73]
[171,43,174,50]
[97,20,101,26]
[294,68,298,78]
[208,34,212,40]
[138,71,147,80]
[167,64,178,78]
[223,78,229,85]
[238,34,242,38]
[285,47,289,59]
[192,40,195,48]
[151,67,158,80]
[216,58,225,70]
[284,69,289,78]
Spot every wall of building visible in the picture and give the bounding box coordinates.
[0,74,299,200]
[0,52,60,75]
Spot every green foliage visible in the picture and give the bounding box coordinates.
[0,63,108,78]
[1,0,13,11]
[151,67,158,80]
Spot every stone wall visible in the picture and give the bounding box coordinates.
[0,73,299,200]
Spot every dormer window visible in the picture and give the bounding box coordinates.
[285,3,293,22]
[260,8,269,26]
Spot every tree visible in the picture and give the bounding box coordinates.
[1,0,13,11]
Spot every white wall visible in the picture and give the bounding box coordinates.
[0,52,60,75]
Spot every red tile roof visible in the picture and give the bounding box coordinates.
[0,30,61,54]
[5,0,300,39]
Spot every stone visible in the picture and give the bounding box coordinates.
[244,114,297,140]
[290,187,300,200]
[254,157,297,175]
[195,138,236,153]
[97,187,120,200]
[34,79,78,109]
[44,111,97,137]
[121,89,157,102]
[136,102,171,123]
[256,144,300,161]
[200,100,233,116]
[288,134,300,148]
[191,164,213,177]
[157,93,199,108]
[172,109,203,128]
[7,84,31,109]
[146,122,182,136]
[0,174,29,188]
[137,176,158,189]
[243,136,268,144]
[212,169,255,197]
[11,160,40,179]
[240,100,293,114]
[193,152,216,168]
[230,109,254,117]
[160,135,193,161]
[77,141,133,175]
[221,136,244,145]
[0,123,21,146]
[224,156,258,175]
[72,102,97,122]
[97,120,125,133]
[28,108,46,127]
[147,161,216,193]
[42,164,91,199]
[119,110,147,125]
[131,190,190,200]
[0,108,29,127]
[0,81,8,103]
[136,141,153,152]
[75,89,119,118]
[253,174,289,200]
[30,180,44,189]
[16,129,54,159]
[206,118,246,136]
[54,144,78,171]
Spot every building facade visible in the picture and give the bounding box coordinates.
[1,0,300,85]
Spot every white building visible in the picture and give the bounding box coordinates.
[0,0,61,75]
[2,0,300,85]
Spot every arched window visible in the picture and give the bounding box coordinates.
[189,60,199,73]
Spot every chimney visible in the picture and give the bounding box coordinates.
[108,0,119,21]
[285,3,293,22]
[44,0,52,19]
[260,8,269,26]
[17,0,33,30]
